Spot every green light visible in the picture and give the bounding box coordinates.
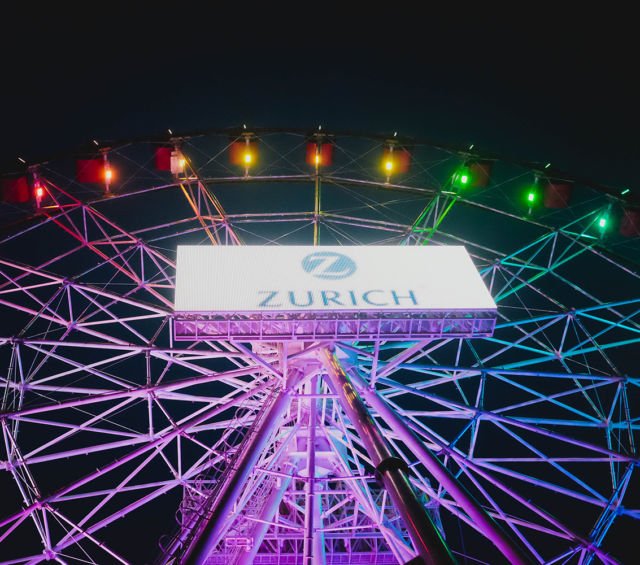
[598,217,607,229]
[527,191,536,203]
[621,188,630,195]
[453,167,471,188]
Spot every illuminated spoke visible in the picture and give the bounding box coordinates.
[1,129,636,564]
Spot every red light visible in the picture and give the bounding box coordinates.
[105,168,113,182]
[35,186,45,199]
[155,146,172,171]
[306,142,333,167]
[76,159,103,183]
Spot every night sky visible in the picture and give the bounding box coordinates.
[1,8,637,192]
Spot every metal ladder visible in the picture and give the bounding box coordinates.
[158,387,277,564]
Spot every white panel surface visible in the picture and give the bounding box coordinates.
[174,246,496,312]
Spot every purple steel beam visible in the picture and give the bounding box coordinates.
[2,364,264,421]
[347,365,535,565]
[303,383,318,565]
[372,378,623,561]
[183,383,296,565]
[237,466,295,565]
[320,349,456,565]
[39,185,177,304]
[173,310,496,342]
[0,382,269,533]
[303,375,324,565]
[377,376,636,462]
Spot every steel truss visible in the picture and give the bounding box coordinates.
[0,130,638,564]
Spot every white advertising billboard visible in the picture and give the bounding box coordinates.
[174,246,496,313]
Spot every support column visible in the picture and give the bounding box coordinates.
[184,385,295,565]
[237,466,295,565]
[303,375,325,565]
[303,379,317,564]
[348,362,534,565]
[312,482,325,565]
[313,170,321,245]
[320,350,456,565]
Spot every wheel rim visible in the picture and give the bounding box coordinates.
[0,129,637,564]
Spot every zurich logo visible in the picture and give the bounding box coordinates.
[302,251,357,280]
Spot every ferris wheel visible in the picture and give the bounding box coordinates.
[0,127,638,565]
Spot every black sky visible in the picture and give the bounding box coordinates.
[1,8,638,189]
